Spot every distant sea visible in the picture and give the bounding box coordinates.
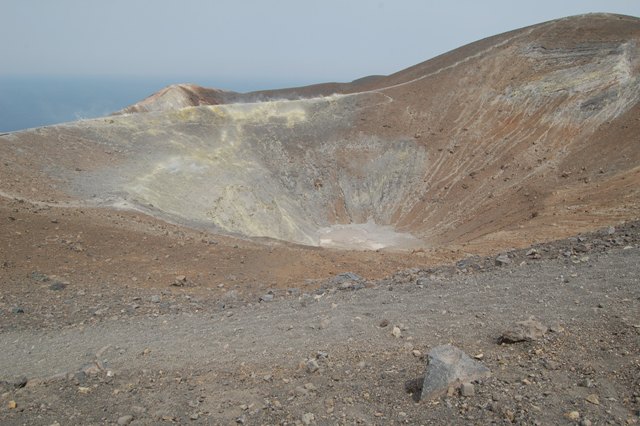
[0,75,311,133]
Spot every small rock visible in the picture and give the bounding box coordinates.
[495,254,511,266]
[78,386,91,394]
[566,411,580,421]
[420,345,491,400]
[585,394,600,405]
[295,386,309,396]
[236,415,246,424]
[49,281,67,291]
[172,275,187,286]
[542,359,560,370]
[526,248,541,259]
[416,277,430,286]
[499,317,547,343]
[580,420,592,426]
[12,307,24,314]
[578,378,595,388]
[301,412,315,425]
[117,415,134,425]
[332,272,362,284]
[306,359,320,374]
[339,282,355,290]
[259,293,274,302]
[460,382,475,397]
[412,350,422,357]
[150,295,161,303]
[392,326,402,338]
[190,413,199,420]
[8,400,16,409]
[504,409,515,422]
[379,319,389,328]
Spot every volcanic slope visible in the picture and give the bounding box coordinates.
[1,13,639,257]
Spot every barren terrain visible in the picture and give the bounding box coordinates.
[1,13,640,425]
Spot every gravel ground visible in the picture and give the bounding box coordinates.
[1,223,639,425]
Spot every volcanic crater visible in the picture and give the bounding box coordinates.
[2,14,640,255]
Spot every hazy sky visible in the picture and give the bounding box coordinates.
[2,0,640,89]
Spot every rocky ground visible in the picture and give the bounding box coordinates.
[1,216,638,425]
[2,13,640,426]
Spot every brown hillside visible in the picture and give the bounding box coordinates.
[0,12,638,280]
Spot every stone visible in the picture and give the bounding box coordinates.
[578,378,595,388]
[8,400,16,409]
[332,272,362,284]
[306,359,320,374]
[585,394,600,405]
[392,326,402,338]
[416,277,430,286]
[412,350,422,357]
[49,281,67,291]
[259,293,274,302]
[172,275,187,286]
[566,411,580,421]
[12,306,24,314]
[526,249,541,259]
[117,415,134,425]
[150,295,161,303]
[499,317,548,343]
[338,280,364,291]
[295,386,309,396]
[495,254,511,266]
[460,382,475,397]
[379,319,389,328]
[580,419,592,426]
[301,412,315,425]
[420,345,490,400]
[316,351,328,359]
